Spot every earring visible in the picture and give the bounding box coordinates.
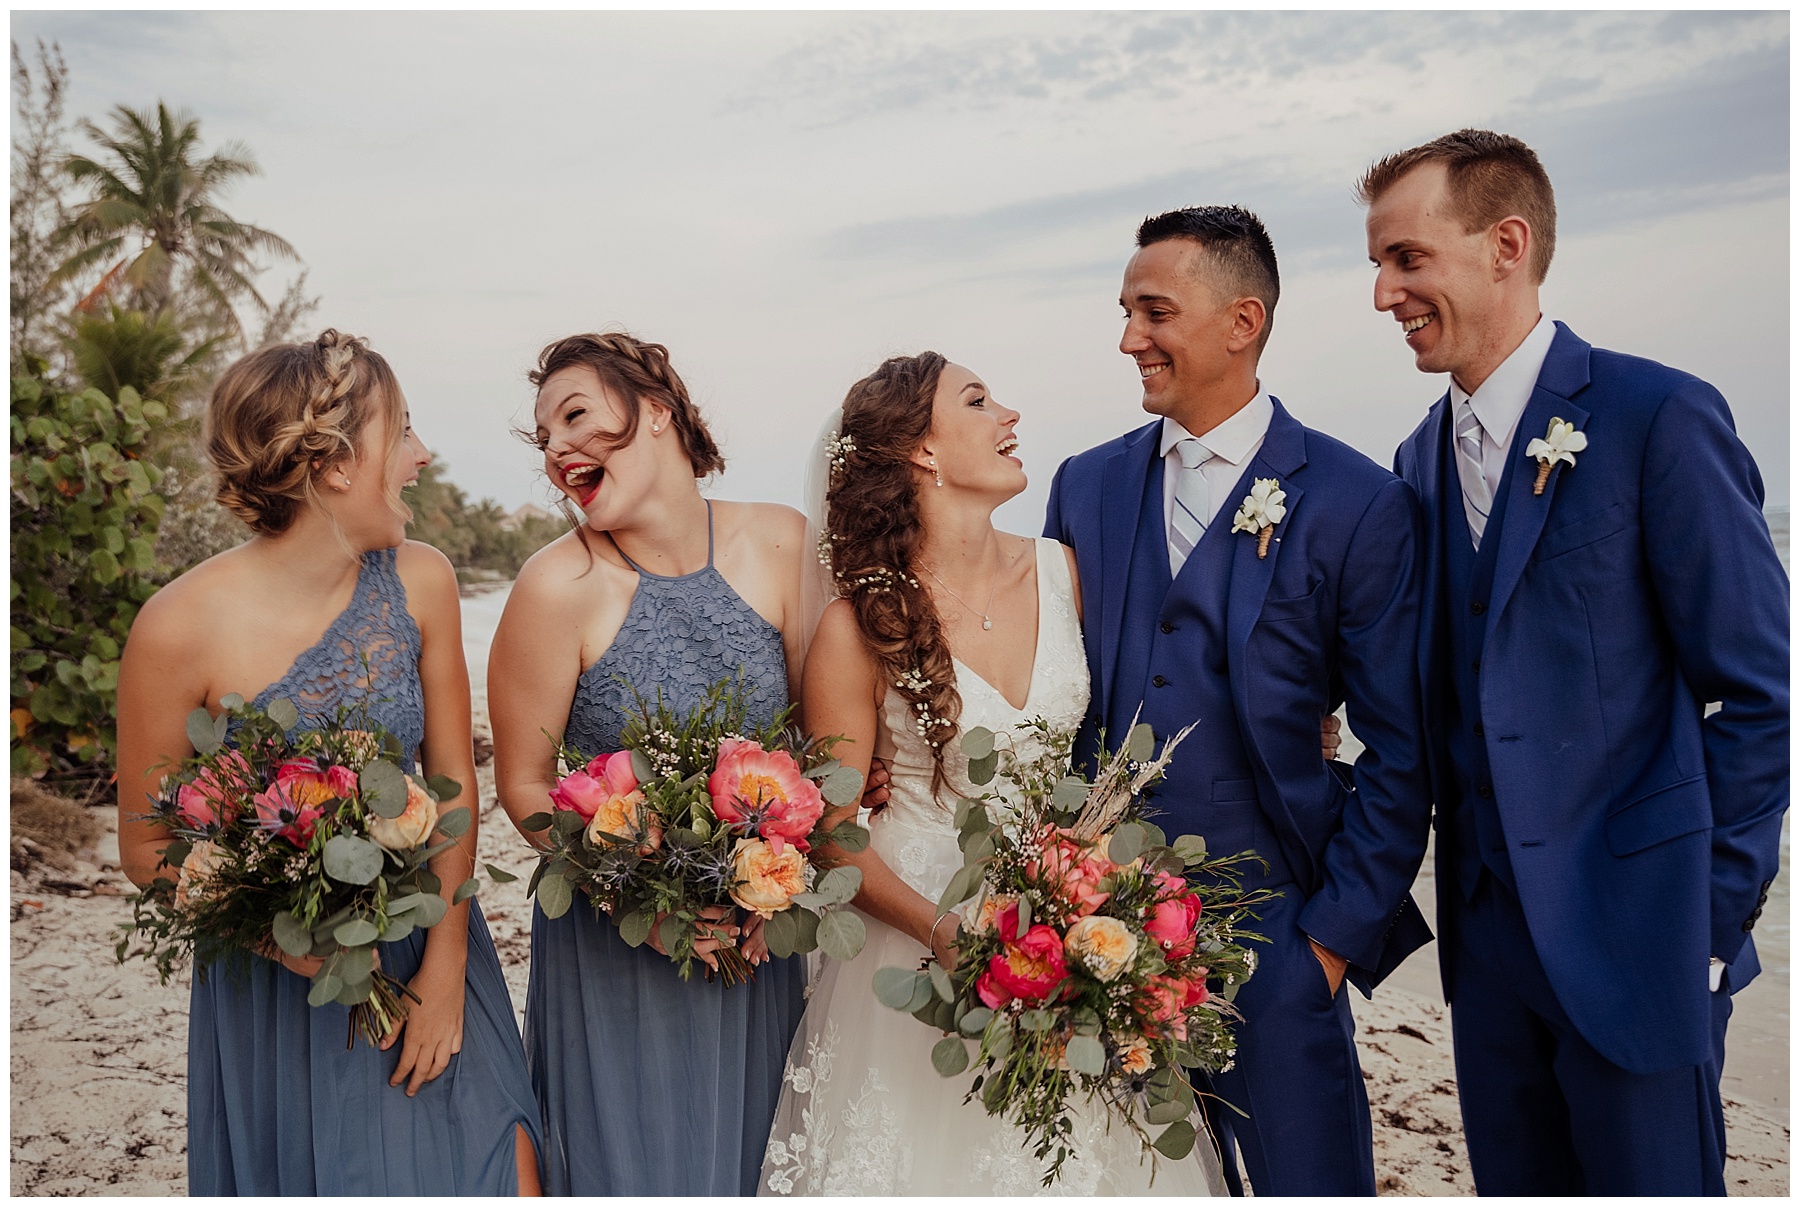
[652,424,662,434]
[930,457,943,487]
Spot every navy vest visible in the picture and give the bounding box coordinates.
[1438,424,1519,897]
[1113,448,1294,886]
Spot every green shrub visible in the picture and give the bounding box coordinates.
[10,367,168,776]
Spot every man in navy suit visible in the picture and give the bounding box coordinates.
[1044,207,1435,1195]
[1364,129,1789,1195]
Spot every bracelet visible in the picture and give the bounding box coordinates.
[928,911,958,951]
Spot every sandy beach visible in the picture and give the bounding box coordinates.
[10,577,1789,1196]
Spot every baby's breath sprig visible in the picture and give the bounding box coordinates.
[838,564,922,596]
[824,431,857,480]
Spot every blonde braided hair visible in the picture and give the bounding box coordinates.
[207,329,408,536]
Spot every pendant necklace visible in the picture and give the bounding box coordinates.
[920,552,1005,630]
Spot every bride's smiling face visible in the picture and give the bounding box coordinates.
[916,363,1025,502]
[533,365,668,528]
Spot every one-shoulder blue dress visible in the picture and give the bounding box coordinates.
[187,547,543,1195]
[524,504,807,1195]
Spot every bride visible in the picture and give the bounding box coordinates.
[759,353,1221,1196]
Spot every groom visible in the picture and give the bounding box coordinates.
[1365,129,1789,1195]
[1045,206,1435,1195]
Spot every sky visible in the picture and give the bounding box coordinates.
[15,9,1789,530]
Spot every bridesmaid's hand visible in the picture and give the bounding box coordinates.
[741,913,771,965]
[647,906,741,971]
[384,956,466,1096]
[861,758,892,815]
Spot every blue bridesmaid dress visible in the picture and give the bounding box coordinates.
[187,547,543,1195]
[524,505,808,1195]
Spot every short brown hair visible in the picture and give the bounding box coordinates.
[1357,129,1557,283]
[528,332,724,479]
[207,329,407,536]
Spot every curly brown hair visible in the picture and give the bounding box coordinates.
[823,351,962,795]
[206,329,407,536]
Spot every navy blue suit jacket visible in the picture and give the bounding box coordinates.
[1046,399,1435,988]
[1394,322,1789,1074]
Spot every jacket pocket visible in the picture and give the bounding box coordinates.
[1536,501,1631,563]
[1258,580,1322,623]
[1605,775,1711,855]
[1212,778,1258,803]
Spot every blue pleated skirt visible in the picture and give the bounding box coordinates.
[186,901,543,1195]
[524,901,807,1195]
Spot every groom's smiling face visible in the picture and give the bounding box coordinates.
[1119,239,1241,426]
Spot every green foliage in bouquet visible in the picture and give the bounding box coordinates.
[877,718,1274,1186]
[522,677,870,984]
[117,695,502,1048]
[11,368,169,777]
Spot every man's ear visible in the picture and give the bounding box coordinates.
[1226,296,1268,354]
[1491,215,1532,282]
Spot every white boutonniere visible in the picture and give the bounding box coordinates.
[1524,417,1587,496]
[1230,477,1287,559]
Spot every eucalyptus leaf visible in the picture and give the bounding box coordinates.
[815,865,863,906]
[265,697,300,731]
[958,1006,994,1036]
[1015,895,1032,932]
[161,839,192,869]
[322,835,384,885]
[1064,1034,1106,1076]
[271,910,312,957]
[802,757,841,781]
[425,773,462,803]
[828,822,870,853]
[1107,822,1147,866]
[1172,834,1208,863]
[186,708,221,754]
[1018,1008,1053,1033]
[1141,821,1167,847]
[552,810,586,837]
[1146,1096,1191,1125]
[903,972,936,1014]
[618,909,653,948]
[790,905,821,953]
[1152,1119,1197,1159]
[386,892,426,915]
[484,862,519,883]
[820,765,865,809]
[936,862,983,914]
[967,752,998,786]
[931,1036,971,1077]
[212,711,230,745]
[628,749,653,783]
[1052,776,1089,811]
[410,893,449,928]
[764,908,800,959]
[435,806,472,838]
[360,759,410,819]
[378,917,415,944]
[336,943,375,984]
[520,811,554,833]
[1127,722,1156,763]
[658,914,684,957]
[219,692,245,711]
[532,870,568,917]
[928,962,955,1003]
[960,727,996,760]
[983,1015,1015,1060]
[334,978,373,1006]
[962,830,996,862]
[816,908,866,961]
[452,877,480,904]
[333,918,380,947]
[306,973,344,1008]
[873,966,921,1010]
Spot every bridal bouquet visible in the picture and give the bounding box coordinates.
[523,678,872,985]
[875,719,1268,1186]
[118,696,490,1047]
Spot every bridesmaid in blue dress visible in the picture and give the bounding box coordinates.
[488,332,811,1194]
[116,331,544,1195]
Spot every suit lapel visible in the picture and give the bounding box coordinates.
[1412,396,1453,707]
[1225,399,1308,719]
[1098,422,1160,701]
[1487,327,1593,626]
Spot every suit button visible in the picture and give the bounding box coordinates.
[1476,783,1493,799]
[1472,659,1481,674]
[1473,723,1485,737]
[1161,622,1174,634]
[1152,674,1168,688]
[1743,917,1757,933]
[1471,601,1487,615]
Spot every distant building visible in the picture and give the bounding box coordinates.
[500,502,557,531]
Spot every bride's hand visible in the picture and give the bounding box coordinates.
[929,912,960,971]
[741,912,771,965]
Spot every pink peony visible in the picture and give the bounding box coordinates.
[550,751,639,822]
[1026,828,1115,917]
[1135,973,1207,1041]
[1144,892,1202,960]
[707,738,825,855]
[986,923,1071,1005]
[253,759,339,846]
[976,968,1015,1010]
[176,751,254,829]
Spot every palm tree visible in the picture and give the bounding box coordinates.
[52,101,295,336]
[63,302,219,403]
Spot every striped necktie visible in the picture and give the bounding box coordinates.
[1168,437,1212,576]
[1454,399,1493,549]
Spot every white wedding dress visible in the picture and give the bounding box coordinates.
[760,539,1221,1196]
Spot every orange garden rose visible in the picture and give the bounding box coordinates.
[174,839,226,907]
[369,777,439,851]
[1063,914,1139,982]
[728,837,808,919]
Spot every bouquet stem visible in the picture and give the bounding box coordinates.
[1532,461,1553,495]
[345,970,422,1050]
[706,944,756,988]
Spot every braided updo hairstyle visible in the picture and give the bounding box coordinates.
[206,329,407,536]
[823,352,962,795]
[528,332,724,478]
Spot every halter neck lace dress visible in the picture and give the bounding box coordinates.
[523,503,807,1195]
[187,547,543,1195]
[759,539,1220,1196]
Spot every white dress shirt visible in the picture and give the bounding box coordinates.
[1160,388,1274,571]
[1449,315,1557,539]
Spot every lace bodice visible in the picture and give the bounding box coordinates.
[870,538,1090,900]
[243,546,426,769]
[564,502,788,758]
